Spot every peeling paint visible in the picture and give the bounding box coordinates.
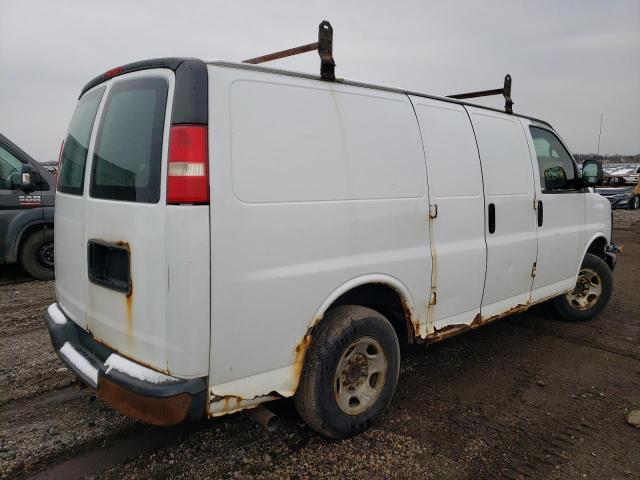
[426,209,438,334]
[401,299,419,343]
[292,333,312,391]
[208,392,280,417]
[125,283,133,337]
[428,304,530,343]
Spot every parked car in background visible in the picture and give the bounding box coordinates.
[603,164,640,184]
[596,175,640,209]
[0,133,56,280]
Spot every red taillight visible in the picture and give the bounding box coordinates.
[167,125,209,204]
[105,66,124,78]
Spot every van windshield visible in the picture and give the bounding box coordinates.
[90,77,168,203]
[57,87,105,195]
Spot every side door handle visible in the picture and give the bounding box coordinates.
[537,200,543,227]
[488,203,496,234]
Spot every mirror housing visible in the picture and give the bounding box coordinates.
[581,159,603,187]
[543,166,568,190]
[20,164,40,192]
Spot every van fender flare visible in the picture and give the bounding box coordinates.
[576,233,609,276]
[306,273,417,336]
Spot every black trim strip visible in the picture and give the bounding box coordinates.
[80,58,209,127]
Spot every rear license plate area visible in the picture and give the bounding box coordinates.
[87,240,131,294]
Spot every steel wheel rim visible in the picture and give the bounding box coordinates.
[333,336,387,415]
[634,197,639,209]
[38,242,55,268]
[566,267,602,311]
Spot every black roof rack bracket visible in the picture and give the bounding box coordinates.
[448,74,514,114]
[318,21,335,81]
[243,20,336,81]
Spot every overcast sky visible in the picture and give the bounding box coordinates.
[1,0,638,161]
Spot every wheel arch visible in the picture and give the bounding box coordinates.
[580,234,610,273]
[307,274,419,345]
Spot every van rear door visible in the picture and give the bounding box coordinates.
[82,71,173,370]
[56,61,211,376]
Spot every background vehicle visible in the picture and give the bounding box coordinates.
[0,133,55,280]
[45,30,616,439]
[603,164,640,184]
[596,175,640,209]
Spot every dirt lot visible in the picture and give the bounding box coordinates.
[1,210,638,479]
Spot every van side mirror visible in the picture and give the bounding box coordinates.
[21,164,40,192]
[581,159,603,187]
[543,166,568,190]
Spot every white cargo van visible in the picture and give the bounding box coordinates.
[46,29,619,438]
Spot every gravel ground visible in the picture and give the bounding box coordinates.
[0,210,638,479]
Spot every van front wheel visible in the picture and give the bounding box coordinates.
[551,253,613,321]
[294,305,400,439]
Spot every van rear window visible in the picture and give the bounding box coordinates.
[57,87,105,195]
[90,77,168,203]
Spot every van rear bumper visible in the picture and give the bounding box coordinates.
[45,303,207,426]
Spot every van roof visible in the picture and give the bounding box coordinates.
[80,57,553,129]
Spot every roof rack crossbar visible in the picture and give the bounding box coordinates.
[448,74,513,114]
[243,20,335,81]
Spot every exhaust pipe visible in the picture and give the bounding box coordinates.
[245,405,281,432]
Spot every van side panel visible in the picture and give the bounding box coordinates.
[409,97,487,331]
[208,65,430,402]
[466,107,538,319]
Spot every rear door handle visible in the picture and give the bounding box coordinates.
[488,203,496,234]
[537,200,543,227]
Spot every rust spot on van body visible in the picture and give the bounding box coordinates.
[222,395,242,411]
[110,241,134,336]
[292,333,312,390]
[427,304,530,344]
[98,377,191,426]
[401,299,419,343]
[125,283,133,336]
[426,209,438,333]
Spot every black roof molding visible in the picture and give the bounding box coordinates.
[80,57,186,97]
[80,57,208,126]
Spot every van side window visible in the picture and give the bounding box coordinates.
[58,87,105,195]
[0,145,23,190]
[90,77,168,203]
[529,126,577,191]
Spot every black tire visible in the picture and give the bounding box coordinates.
[294,305,400,439]
[551,253,612,322]
[20,229,55,281]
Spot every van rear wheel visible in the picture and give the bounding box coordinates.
[551,253,612,321]
[294,305,400,439]
[20,229,55,281]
